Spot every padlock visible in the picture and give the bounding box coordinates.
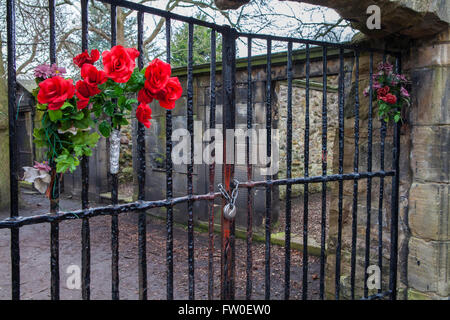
[223,203,237,220]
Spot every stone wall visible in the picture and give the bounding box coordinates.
[402,27,450,300]
[325,51,413,299]
[324,28,450,300]
[276,76,339,198]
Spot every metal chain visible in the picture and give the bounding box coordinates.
[218,179,239,207]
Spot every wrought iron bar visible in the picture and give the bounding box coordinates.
[284,41,293,300]
[49,0,60,301]
[166,17,174,301]
[364,52,374,298]
[378,53,388,294]
[350,50,360,300]
[137,10,147,300]
[389,56,402,301]
[7,0,20,301]
[221,25,237,300]
[335,47,345,300]
[319,45,328,300]
[302,43,310,301]
[265,38,272,300]
[80,0,91,301]
[110,4,120,301]
[207,29,216,301]
[246,36,253,301]
[187,22,195,300]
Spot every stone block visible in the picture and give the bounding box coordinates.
[404,40,449,70]
[408,236,449,297]
[409,183,450,241]
[409,66,450,126]
[411,125,450,183]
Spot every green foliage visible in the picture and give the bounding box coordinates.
[171,14,222,67]
[33,96,99,174]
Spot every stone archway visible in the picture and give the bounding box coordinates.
[215,0,449,39]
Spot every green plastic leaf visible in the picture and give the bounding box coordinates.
[61,102,74,110]
[99,120,112,137]
[48,109,63,122]
[85,132,100,147]
[71,112,84,121]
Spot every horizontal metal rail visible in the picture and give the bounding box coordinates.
[0,170,394,230]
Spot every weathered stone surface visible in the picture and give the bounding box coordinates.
[409,66,450,125]
[215,0,449,39]
[408,236,449,297]
[276,78,339,197]
[411,125,450,183]
[409,183,450,241]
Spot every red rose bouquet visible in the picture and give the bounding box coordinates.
[364,62,410,123]
[32,46,182,184]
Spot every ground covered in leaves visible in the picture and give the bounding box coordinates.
[0,190,321,300]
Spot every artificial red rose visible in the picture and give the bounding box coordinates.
[144,58,171,95]
[102,45,139,83]
[137,87,155,105]
[75,80,99,110]
[76,79,100,98]
[136,103,152,128]
[376,86,390,98]
[157,77,183,110]
[73,49,100,68]
[76,96,90,110]
[380,93,397,105]
[37,76,75,110]
[81,63,107,87]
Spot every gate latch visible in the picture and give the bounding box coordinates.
[218,179,239,221]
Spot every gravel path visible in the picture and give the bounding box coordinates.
[0,190,321,300]
[275,192,331,243]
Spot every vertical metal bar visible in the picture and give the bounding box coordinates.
[302,43,310,301]
[187,22,195,300]
[350,50,360,300]
[207,29,216,301]
[165,17,174,301]
[220,25,236,300]
[284,41,293,300]
[49,0,59,300]
[378,53,387,294]
[245,36,253,301]
[335,47,345,300]
[80,0,91,301]
[137,11,147,300]
[319,46,328,300]
[364,52,374,298]
[110,4,119,301]
[389,56,402,301]
[7,0,20,301]
[265,38,272,300]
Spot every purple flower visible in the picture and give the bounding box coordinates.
[34,64,52,79]
[378,62,393,73]
[397,74,407,83]
[34,63,66,79]
[363,87,370,97]
[50,63,66,77]
[33,161,51,172]
[400,87,409,98]
[373,81,382,89]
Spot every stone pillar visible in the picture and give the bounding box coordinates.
[403,27,450,300]
[325,50,412,299]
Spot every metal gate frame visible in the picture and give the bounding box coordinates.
[2,0,401,300]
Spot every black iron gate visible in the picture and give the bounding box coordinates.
[2,0,401,300]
